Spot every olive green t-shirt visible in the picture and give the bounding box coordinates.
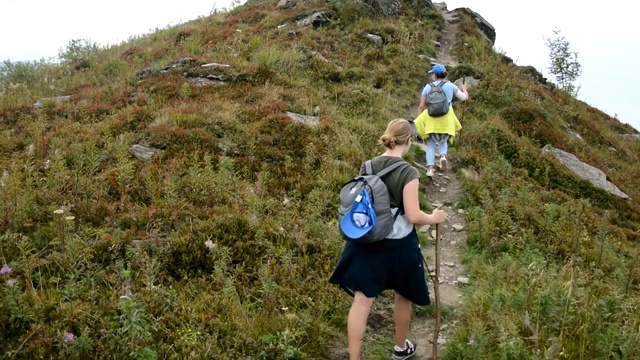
[359,156,419,212]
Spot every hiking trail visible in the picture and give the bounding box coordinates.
[405,2,469,358]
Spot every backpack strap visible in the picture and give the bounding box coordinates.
[375,160,408,177]
[436,80,447,87]
[364,160,374,175]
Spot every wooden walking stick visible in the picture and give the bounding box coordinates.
[458,76,466,143]
[432,222,442,360]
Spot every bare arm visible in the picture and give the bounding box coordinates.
[455,83,469,101]
[403,179,445,226]
[418,95,427,114]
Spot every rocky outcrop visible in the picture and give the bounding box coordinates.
[295,11,334,28]
[362,0,401,17]
[33,96,72,109]
[365,33,383,46]
[453,76,480,90]
[519,65,548,86]
[457,7,496,45]
[619,134,640,140]
[136,57,197,79]
[285,111,320,126]
[542,145,629,200]
[130,144,163,161]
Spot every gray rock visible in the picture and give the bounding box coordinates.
[285,111,320,126]
[619,134,640,140]
[457,276,469,284]
[365,33,383,46]
[542,145,629,199]
[189,77,225,87]
[130,144,163,161]
[276,0,295,8]
[451,224,464,231]
[363,0,401,17]
[568,129,584,141]
[201,63,230,69]
[457,8,496,44]
[33,95,71,109]
[296,11,333,28]
[453,76,480,90]
[137,57,197,79]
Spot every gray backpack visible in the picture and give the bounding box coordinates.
[338,160,408,243]
[426,81,449,117]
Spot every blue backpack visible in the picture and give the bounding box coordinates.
[338,160,408,243]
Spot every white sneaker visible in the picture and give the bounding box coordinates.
[392,339,417,360]
[426,167,435,177]
[438,155,448,170]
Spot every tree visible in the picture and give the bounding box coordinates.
[544,28,582,95]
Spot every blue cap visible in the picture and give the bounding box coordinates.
[428,64,447,75]
[340,190,377,240]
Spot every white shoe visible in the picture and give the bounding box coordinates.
[426,167,435,177]
[438,155,448,170]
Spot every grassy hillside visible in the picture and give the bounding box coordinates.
[1,0,639,359]
[0,1,441,359]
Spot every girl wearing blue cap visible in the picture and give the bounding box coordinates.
[415,63,469,177]
[329,119,446,360]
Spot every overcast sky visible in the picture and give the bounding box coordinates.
[445,0,639,132]
[1,0,638,131]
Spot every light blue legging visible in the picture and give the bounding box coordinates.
[425,133,450,166]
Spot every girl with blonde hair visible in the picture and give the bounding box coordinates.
[330,118,445,360]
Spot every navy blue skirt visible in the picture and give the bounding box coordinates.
[329,229,430,306]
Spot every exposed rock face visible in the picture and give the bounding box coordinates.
[619,134,640,140]
[458,7,496,45]
[453,76,480,90]
[276,0,295,8]
[285,111,320,126]
[363,0,401,17]
[365,33,383,46]
[33,96,72,109]
[519,65,548,86]
[130,144,163,161]
[542,145,629,200]
[136,57,197,79]
[295,11,334,28]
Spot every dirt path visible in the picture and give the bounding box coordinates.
[407,3,469,358]
[405,2,461,121]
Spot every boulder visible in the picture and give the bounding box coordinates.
[130,144,163,161]
[542,145,629,199]
[453,76,480,90]
[33,95,71,109]
[362,0,401,17]
[457,7,496,45]
[285,111,320,126]
[619,134,640,140]
[365,33,383,46]
[296,11,334,28]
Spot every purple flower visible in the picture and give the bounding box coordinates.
[63,332,75,343]
[467,338,475,346]
[0,266,11,276]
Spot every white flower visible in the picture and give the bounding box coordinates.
[281,306,289,311]
[53,209,64,215]
[204,240,215,250]
[65,216,75,221]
